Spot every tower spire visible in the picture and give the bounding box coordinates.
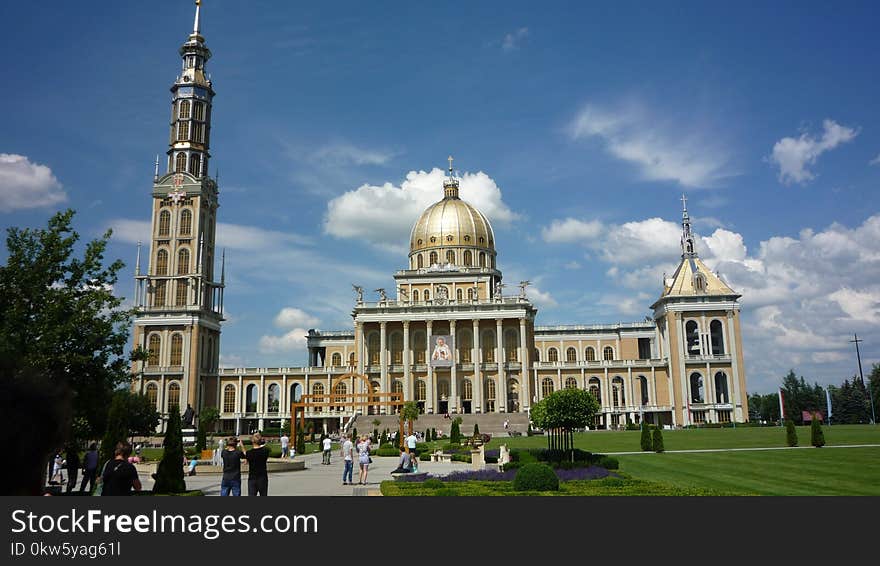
[680,193,697,258]
[192,0,202,37]
[443,154,460,199]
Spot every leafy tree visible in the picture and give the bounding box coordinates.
[652,427,665,453]
[640,423,653,451]
[0,210,133,449]
[99,394,129,468]
[200,406,220,434]
[785,419,798,447]
[154,411,186,493]
[810,415,825,447]
[402,401,420,438]
[781,370,824,424]
[123,391,161,437]
[530,388,599,461]
[869,363,880,423]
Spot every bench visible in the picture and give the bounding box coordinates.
[392,472,428,481]
[430,452,453,463]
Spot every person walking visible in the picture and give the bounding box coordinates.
[79,443,98,493]
[280,433,290,459]
[406,431,417,458]
[356,435,371,485]
[100,441,142,496]
[64,445,80,494]
[220,436,245,496]
[244,432,270,496]
[322,435,332,465]
[340,434,354,485]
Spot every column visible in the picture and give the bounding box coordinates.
[258,373,265,430]
[450,319,458,413]
[520,317,530,411]
[727,311,742,421]
[282,374,287,419]
[403,320,411,401]
[379,321,387,414]
[496,319,506,410]
[426,320,434,413]
[355,322,364,394]
[473,319,482,413]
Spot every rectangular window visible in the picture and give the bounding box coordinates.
[717,410,731,423]
[178,121,189,141]
[193,123,203,143]
[638,338,652,360]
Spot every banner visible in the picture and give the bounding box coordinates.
[429,335,453,367]
[826,388,833,421]
[778,387,786,420]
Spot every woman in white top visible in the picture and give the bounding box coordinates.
[356,435,371,485]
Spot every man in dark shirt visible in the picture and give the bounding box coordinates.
[220,436,245,496]
[100,441,141,496]
[64,445,80,493]
[244,432,270,496]
[79,443,99,493]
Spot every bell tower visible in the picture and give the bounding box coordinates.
[131,0,225,429]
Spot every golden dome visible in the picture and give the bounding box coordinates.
[410,197,495,252]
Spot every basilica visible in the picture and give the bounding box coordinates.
[130,2,749,435]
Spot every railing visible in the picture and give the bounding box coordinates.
[532,359,666,369]
[142,366,184,374]
[685,354,731,361]
[535,322,656,332]
[355,296,532,309]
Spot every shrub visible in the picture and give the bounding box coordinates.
[154,411,186,494]
[652,427,665,453]
[640,424,653,451]
[423,478,444,489]
[473,423,480,436]
[785,419,798,447]
[811,417,825,447]
[596,456,619,470]
[430,428,437,441]
[195,422,207,452]
[450,420,461,444]
[513,463,559,492]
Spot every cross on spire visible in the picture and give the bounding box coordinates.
[448,155,454,175]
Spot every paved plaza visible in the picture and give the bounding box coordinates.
[138,449,471,496]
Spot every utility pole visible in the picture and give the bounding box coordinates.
[851,334,876,425]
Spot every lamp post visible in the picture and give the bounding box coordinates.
[851,334,876,425]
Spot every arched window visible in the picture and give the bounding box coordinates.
[459,331,472,363]
[148,335,161,366]
[331,353,342,367]
[438,380,450,400]
[486,379,496,400]
[589,377,601,405]
[639,375,649,405]
[179,100,191,119]
[690,373,704,403]
[193,101,204,120]
[603,346,614,361]
[414,332,426,364]
[348,352,355,366]
[391,380,403,394]
[710,320,725,356]
[390,332,403,364]
[416,380,426,401]
[533,348,540,362]
[158,211,171,237]
[423,289,430,301]
[686,320,700,355]
[462,379,473,400]
[585,347,596,361]
[507,379,520,411]
[412,289,420,302]
[189,154,201,177]
[417,254,423,269]
[246,384,258,413]
[612,377,624,407]
[468,287,476,301]
[179,210,192,236]
[456,288,463,302]
[565,377,578,389]
[548,348,559,362]
[368,333,380,365]
[154,280,166,307]
[505,330,518,362]
[481,330,495,362]
[223,385,236,413]
[177,121,189,141]
[155,249,169,275]
[175,152,187,173]
[170,334,183,366]
[334,382,347,411]
[290,383,302,403]
[479,252,486,267]
[177,248,190,275]
[715,372,729,404]
[542,377,555,398]
[312,383,325,410]
[267,384,280,413]
[463,250,472,266]
[167,382,181,414]
[566,347,577,362]
[446,250,455,264]
[175,279,187,306]
[146,383,158,410]
[429,251,438,266]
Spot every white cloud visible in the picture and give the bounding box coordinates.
[563,261,582,270]
[526,286,558,308]
[829,288,880,324]
[502,28,529,51]
[324,167,518,252]
[568,104,733,188]
[600,217,682,265]
[109,219,312,250]
[309,143,396,166]
[274,307,321,329]
[769,119,858,185]
[541,218,603,243]
[869,154,880,166]
[0,154,67,212]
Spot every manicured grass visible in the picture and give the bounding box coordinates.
[615,447,880,495]
[494,424,880,453]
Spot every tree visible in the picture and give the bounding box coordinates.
[99,394,129,468]
[473,423,480,436]
[640,423,653,451]
[154,411,186,493]
[295,424,306,455]
[402,401,419,438]
[0,210,133,449]
[450,418,462,444]
[430,428,437,441]
[123,391,161,438]
[652,427,665,453]
[200,406,220,435]
[530,388,599,461]
[811,415,825,447]
[785,419,798,447]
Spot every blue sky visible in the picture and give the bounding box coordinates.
[2,0,879,394]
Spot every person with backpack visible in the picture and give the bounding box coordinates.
[100,441,142,496]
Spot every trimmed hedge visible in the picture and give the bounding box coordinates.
[513,463,559,492]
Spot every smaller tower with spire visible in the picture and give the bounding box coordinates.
[443,155,460,199]
[680,194,696,258]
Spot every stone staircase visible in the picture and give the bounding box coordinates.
[344,412,530,438]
